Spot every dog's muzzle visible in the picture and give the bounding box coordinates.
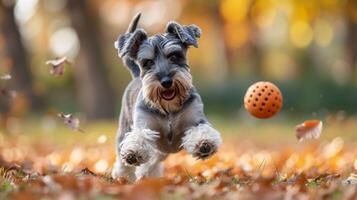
[160,76,176,101]
[160,76,172,88]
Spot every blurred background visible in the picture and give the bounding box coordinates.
[1,0,357,125]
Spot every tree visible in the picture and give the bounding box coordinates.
[346,0,357,81]
[66,0,115,119]
[0,1,41,111]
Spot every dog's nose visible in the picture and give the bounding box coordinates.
[199,142,211,154]
[126,154,138,165]
[160,77,173,88]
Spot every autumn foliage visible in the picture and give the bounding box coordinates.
[0,120,357,200]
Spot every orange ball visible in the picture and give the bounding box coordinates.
[244,81,283,119]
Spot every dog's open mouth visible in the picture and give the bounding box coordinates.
[161,89,176,101]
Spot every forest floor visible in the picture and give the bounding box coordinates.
[0,116,356,200]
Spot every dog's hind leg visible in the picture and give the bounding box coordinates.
[111,158,136,182]
[135,151,167,180]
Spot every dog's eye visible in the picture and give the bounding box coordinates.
[168,52,183,63]
[142,59,154,68]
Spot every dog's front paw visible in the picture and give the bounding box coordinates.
[193,140,217,159]
[120,149,147,166]
[119,128,159,166]
[182,124,222,160]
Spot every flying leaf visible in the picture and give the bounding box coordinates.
[57,113,84,132]
[343,173,357,185]
[0,74,14,98]
[0,88,17,98]
[0,74,11,80]
[295,120,323,142]
[46,57,70,76]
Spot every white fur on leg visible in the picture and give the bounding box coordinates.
[135,151,167,180]
[111,158,136,182]
[135,162,164,180]
[119,128,160,165]
[182,124,222,155]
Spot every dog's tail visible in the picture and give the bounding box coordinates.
[115,13,142,78]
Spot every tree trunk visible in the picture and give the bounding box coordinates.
[67,0,115,119]
[0,2,40,110]
[346,19,357,81]
[344,0,357,82]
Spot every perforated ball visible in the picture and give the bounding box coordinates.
[244,81,283,119]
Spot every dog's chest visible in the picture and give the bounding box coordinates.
[156,115,186,153]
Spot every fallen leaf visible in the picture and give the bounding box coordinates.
[129,178,170,199]
[295,120,323,142]
[57,113,84,132]
[343,173,357,185]
[79,168,97,177]
[46,57,70,76]
[0,74,11,80]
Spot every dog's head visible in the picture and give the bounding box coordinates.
[115,13,201,114]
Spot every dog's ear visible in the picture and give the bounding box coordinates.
[115,29,147,59]
[165,21,201,48]
[114,13,147,59]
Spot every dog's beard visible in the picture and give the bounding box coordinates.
[142,70,193,114]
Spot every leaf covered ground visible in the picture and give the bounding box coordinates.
[0,117,357,200]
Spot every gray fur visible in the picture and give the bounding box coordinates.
[114,13,146,78]
[112,13,222,182]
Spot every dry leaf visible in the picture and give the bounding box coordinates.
[295,120,323,142]
[80,168,97,177]
[343,173,357,185]
[0,88,17,98]
[0,74,14,98]
[46,57,70,76]
[58,113,84,132]
[0,74,11,80]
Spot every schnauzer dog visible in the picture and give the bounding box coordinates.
[111,13,222,182]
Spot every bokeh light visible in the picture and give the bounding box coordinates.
[49,27,79,57]
[14,0,39,24]
[289,20,313,48]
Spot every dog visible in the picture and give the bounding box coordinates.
[111,13,222,182]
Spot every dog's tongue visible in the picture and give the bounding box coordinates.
[161,89,175,100]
